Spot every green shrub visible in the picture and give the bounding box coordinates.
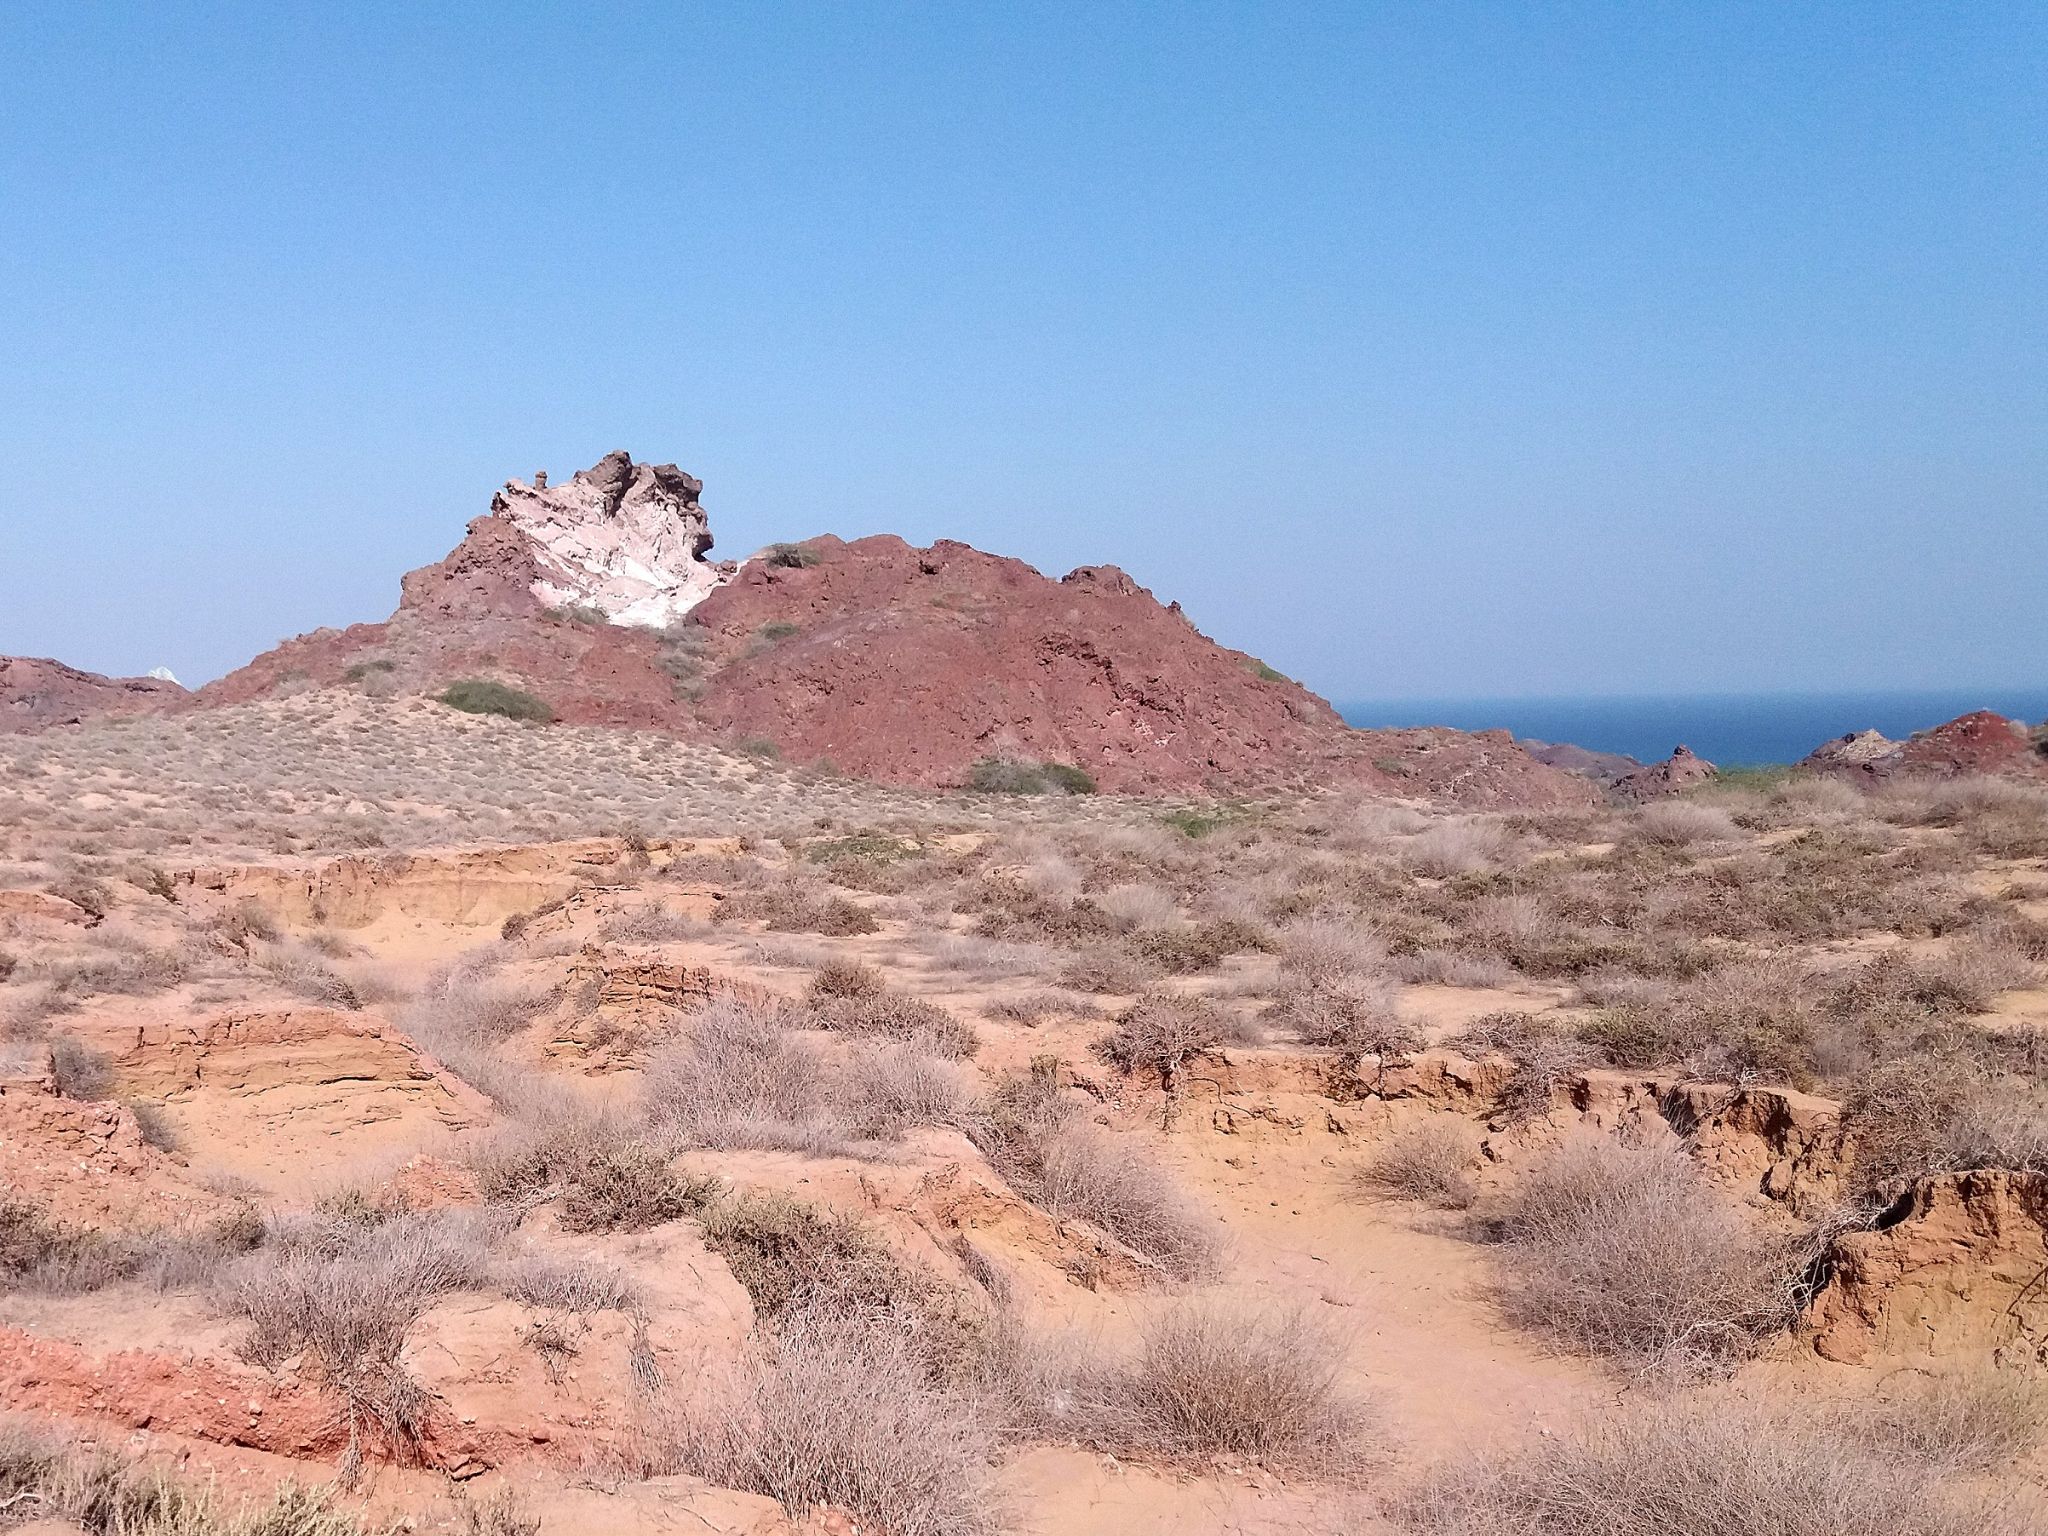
[965,757,1096,796]
[764,542,825,568]
[436,680,553,722]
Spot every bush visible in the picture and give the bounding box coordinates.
[219,1211,493,1475]
[1851,1365,2048,1473]
[436,680,554,722]
[1013,1301,1377,1476]
[965,757,1096,796]
[1628,800,1744,847]
[1357,1118,1482,1209]
[1393,1396,2029,1536]
[662,1305,1000,1536]
[130,1100,180,1151]
[1268,975,1418,1056]
[713,883,880,936]
[1095,991,1249,1081]
[0,1418,381,1535]
[1838,1055,2048,1194]
[971,1072,1218,1280]
[808,960,885,1000]
[1485,1134,1793,1373]
[643,996,962,1153]
[49,1034,113,1099]
[763,541,825,568]
[469,1103,712,1231]
[809,992,979,1059]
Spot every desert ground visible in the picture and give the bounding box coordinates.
[3,695,2047,1535]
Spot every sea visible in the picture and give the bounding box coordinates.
[1337,689,2048,770]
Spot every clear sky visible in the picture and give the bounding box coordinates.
[2,3,2042,699]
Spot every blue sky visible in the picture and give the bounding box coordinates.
[1,3,2042,698]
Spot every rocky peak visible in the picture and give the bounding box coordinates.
[1611,742,1719,802]
[488,451,727,627]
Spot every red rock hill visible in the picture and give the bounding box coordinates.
[195,453,1591,802]
[0,656,184,734]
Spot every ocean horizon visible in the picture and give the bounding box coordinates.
[1337,688,2048,769]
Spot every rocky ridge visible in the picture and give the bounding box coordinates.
[0,655,184,735]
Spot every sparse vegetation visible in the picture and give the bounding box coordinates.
[435,678,554,721]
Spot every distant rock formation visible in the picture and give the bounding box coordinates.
[1611,743,1718,802]
[0,656,184,734]
[194,451,1596,802]
[1803,710,2048,784]
[1521,738,1642,784]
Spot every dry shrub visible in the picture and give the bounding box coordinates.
[219,1211,494,1475]
[492,1252,635,1315]
[1054,946,1158,994]
[981,989,1097,1025]
[841,1040,976,1138]
[1583,955,1822,1083]
[1839,1055,2048,1194]
[808,959,885,1000]
[971,1072,1218,1280]
[469,1101,711,1231]
[254,942,363,1009]
[1397,947,1515,987]
[1098,883,1181,931]
[0,1417,374,1535]
[692,1191,952,1333]
[1007,1301,1377,1476]
[1627,800,1744,847]
[129,1099,180,1151]
[1394,1395,2030,1536]
[1277,915,1389,989]
[0,1199,136,1294]
[1095,991,1253,1081]
[1401,819,1511,877]
[1486,1135,1792,1373]
[640,999,836,1154]
[49,1033,113,1099]
[395,971,549,1105]
[644,996,965,1153]
[1445,1010,1603,1121]
[808,991,979,1059]
[596,903,699,943]
[659,1304,1000,1536]
[1127,919,1267,975]
[1851,1364,2048,1473]
[1357,1118,1482,1209]
[715,882,881,936]
[1268,974,1417,1055]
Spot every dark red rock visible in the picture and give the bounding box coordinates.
[0,656,184,734]
[1802,710,2048,784]
[1611,744,1719,802]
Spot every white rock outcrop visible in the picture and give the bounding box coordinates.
[491,451,727,627]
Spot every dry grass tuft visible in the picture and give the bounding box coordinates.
[1001,1301,1379,1477]
[657,1304,1001,1536]
[1394,1395,2032,1536]
[971,1071,1219,1280]
[1357,1118,1482,1209]
[1485,1134,1793,1373]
